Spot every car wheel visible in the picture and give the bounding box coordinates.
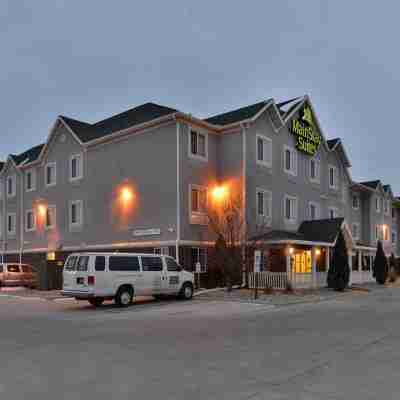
[115,286,133,307]
[180,283,193,300]
[88,298,105,307]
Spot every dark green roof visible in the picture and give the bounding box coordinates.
[204,100,270,126]
[11,143,45,166]
[359,180,381,190]
[327,138,340,149]
[61,102,178,143]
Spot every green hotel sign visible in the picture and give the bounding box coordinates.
[290,105,321,156]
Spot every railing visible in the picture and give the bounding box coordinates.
[249,272,288,289]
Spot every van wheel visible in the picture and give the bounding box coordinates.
[88,298,104,307]
[115,286,133,307]
[179,283,193,300]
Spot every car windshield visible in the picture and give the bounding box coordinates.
[64,256,78,271]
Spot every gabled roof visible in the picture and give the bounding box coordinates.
[61,102,178,143]
[298,218,345,244]
[326,138,340,150]
[204,100,271,126]
[10,143,46,166]
[359,180,381,190]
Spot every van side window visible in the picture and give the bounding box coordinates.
[141,257,163,272]
[95,256,106,271]
[65,256,77,271]
[166,258,181,272]
[109,256,140,271]
[76,256,89,271]
[7,265,20,273]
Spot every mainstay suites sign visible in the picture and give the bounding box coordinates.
[290,105,321,156]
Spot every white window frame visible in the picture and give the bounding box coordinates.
[308,201,320,220]
[256,188,272,223]
[154,247,169,256]
[7,212,16,236]
[328,165,338,190]
[188,128,208,161]
[45,205,56,230]
[375,197,381,213]
[25,169,36,192]
[45,162,57,187]
[256,134,272,168]
[69,200,83,229]
[284,195,298,224]
[189,184,207,215]
[283,145,297,177]
[69,153,83,182]
[25,209,36,232]
[309,157,320,184]
[352,195,359,210]
[351,222,360,240]
[191,247,207,273]
[384,199,390,216]
[6,175,16,198]
[328,207,338,219]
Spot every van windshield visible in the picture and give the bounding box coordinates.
[64,256,78,271]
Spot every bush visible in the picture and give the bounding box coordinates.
[327,231,350,291]
[373,241,388,285]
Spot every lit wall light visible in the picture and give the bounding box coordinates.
[212,185,227,202]
[38,204,46,217]
[121,186,134,203]
[288,247,294,255]
[315,248,321,256]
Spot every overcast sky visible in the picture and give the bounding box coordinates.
[1,1,399,190]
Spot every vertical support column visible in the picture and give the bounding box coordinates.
[311,248,317,289]
[348,252,353,286]
[286,248,291,287]
[325,247,330,272]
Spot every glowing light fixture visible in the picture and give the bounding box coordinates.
[121,186,134,202]
[288,247,294,255]
[315,248,321,256]
[38,204,46,217]
[212,185,227,201]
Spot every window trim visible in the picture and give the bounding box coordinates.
[69,153,83,182]
[283,145,297,177]
[256,188,272,222]
[308,201,320,220]
[191,247,207,273]
[328,165,338,190]
[189,184,207,215]
[351,222,360,240]
[283,194,298,224]
[25,209,36,232]
[328,207,338,219]
[188,128,208,161]
[69,200,83,229]
[352,194,360,210]
[256,134,272,168]
[384,199,390,216]
[309,157,320,184]
[25,169,36,192]
[45,205,56,230]
[7,212,16,236]
[6,175,16,198]
[375,197,381,213]
[45,162,57,188]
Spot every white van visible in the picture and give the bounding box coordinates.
[61,253,195,306]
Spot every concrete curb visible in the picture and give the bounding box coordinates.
[194,285,242,297]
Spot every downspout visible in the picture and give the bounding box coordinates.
[19,168,24,266]
[175,118,181,263]
[240,122,247,286]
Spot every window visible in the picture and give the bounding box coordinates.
[384,226,389,242]
[45,162,56,187]
[328,207,338,219]
[109,256,140,271]
[65,256,78,271]
[384,199,390,216]
[392,231,397,245]
[328,166,338,189]
[256,135,272,167]
[95,256,106,271]
[309,158,320,183]
[141,256,163,272]
[70,154,83,181]
[154,247,169,256]
[374,225,384,241]
[7,175,16,198]
[25,209,36,232]
[283,146,297,176]
[7,213,16,236]
[352,223,360,240]
[352,195,359,210]
[190,185,207,214]
[309,202,320,220]
[45,206,56,229]
[191,248,207,272]
[256,189,272,220]
[76,256,89,271]
[284,195,297,223]
[189,129,207,160]
[375,197,381,213]
[392,207,396,219]
[69,200,83,228]
[166,258,182,272]
[25,169,36,192]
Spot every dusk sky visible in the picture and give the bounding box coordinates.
[1,1,399,190]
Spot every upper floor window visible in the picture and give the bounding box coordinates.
[7,213,16,236]
[328,165,338,189]
[45,206,56,229]
[284,195,297,224]
[392,207,396,219]
[309,158,320,183]
[25,209,36,232]
[352,223,359,240]
[6,175,16,198]
[256,135,272,168]
[384,199,390,216]
[375,197,381,213]
[352,195,359,210]
[256,189,272,221]
[309,202,320,220]
[45,162,57,187]
[190,185,207,214]
[328,207,338,219]
[70,154,83,181]
[189,129,207,161]
[69,200,83,228]
[283,146,297,176]
[25,169,36,192]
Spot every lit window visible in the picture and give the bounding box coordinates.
[256,135,272,167]
[284,195,297,223]
[7,213,16,236]
[70,154,83,181]
[45,163,57,187]
[283,146,297,176]
[25,210,36,232]
[189,129,207,160]
[25,169,36,192]
[45,206,56,229]
[7,175,16,198]
[256,189,272,220]
[69,200,83,228]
